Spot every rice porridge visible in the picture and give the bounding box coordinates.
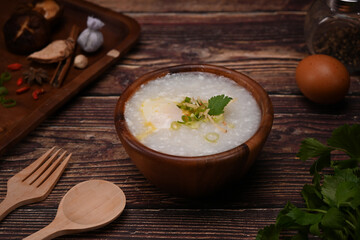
[124,72,261,156]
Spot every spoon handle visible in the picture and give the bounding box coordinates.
[23,220,64,240]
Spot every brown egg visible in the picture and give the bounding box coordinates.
[296,54,350,104]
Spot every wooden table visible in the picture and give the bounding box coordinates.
[1,0,359,239]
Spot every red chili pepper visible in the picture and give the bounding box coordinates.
[7,63,22,71]
[16,86,30,94]
[16,77,23,86]
[32,88,45,100]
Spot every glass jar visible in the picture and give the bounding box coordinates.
[305,0,360,73]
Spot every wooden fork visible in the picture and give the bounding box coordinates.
[0,147,71,221]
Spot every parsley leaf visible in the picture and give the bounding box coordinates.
[207,94,232,116]
[257,124,360,240]
[286,207,323,226]
[322,168,360,208]
[327,124,360,159]
[256,225,279,240]
[301,184,323,209]
[297,138,332,175]
[321,207,345,229]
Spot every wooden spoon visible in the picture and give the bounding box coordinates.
[24,180,126,240]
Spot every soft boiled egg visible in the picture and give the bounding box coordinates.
[140,97,183,131]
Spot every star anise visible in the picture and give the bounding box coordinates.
[23,67,48,85]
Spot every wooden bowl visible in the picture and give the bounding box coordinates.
[114,64,273,197]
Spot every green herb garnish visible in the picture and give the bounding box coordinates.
[256,124,360,240]
[208,94,233,115]
[175,94,233,132]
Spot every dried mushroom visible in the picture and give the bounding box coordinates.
[23,67,48,85]
[32,0,63,26]
[3,11,50,55]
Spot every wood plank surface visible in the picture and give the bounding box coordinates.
[0,0,359,239]
[86,0,313,12]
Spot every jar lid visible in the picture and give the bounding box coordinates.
[328,0,360,13]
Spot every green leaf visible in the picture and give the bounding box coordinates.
[257,124,360,239]
[309,151,331,175]
[322,168,360,208]
[333,158,359,169]
[354,215,360,239]
[327,124,360,159]
[322,228,349,240]
[321,207,345,229]
[309,223,321,236]
[207,94,232,116]
[256,225,279,240]
[297,138,332,175]
[296,138,332,162]
[301,184,324,209]
[291,232,308,240]
[286,207,323,226]
[335,181,360,209]
[312,171,321,190]
[322,174,341,207]
[184,97,191,103]
[334,168,359,183]
[276,202,298,228]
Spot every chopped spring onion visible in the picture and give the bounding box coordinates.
[188,121,200,129]
[205,132,219,143]
[1,98,16,108]
[0,72,16,108]
[0,72,11,84]
[181,115,192,122]
[175,95,232,135]
[0,87,8,96]
[171,121,180,130]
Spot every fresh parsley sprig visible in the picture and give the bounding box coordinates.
[208,94,233,116]
[257,124,360,240]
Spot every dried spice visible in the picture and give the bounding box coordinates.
[49,25,79,88]
[77,16,104,53]
[16,86,30,94]
[32,88,45,100]
[7,63,22,71]
[16,77,24,86]
[23,67,48,85]
[27,37,76,63]
[312,25,360,72]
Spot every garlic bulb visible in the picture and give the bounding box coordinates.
[77,16,105,53]
[74,54,88,69]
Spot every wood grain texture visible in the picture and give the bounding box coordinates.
[82,12,360,96]
[86,0,314,12]
[0,0,359,239]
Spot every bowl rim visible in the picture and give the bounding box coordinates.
[114,64,273,165]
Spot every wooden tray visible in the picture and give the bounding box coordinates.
[0,0,140,155]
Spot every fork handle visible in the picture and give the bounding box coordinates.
[0,195,22,221]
